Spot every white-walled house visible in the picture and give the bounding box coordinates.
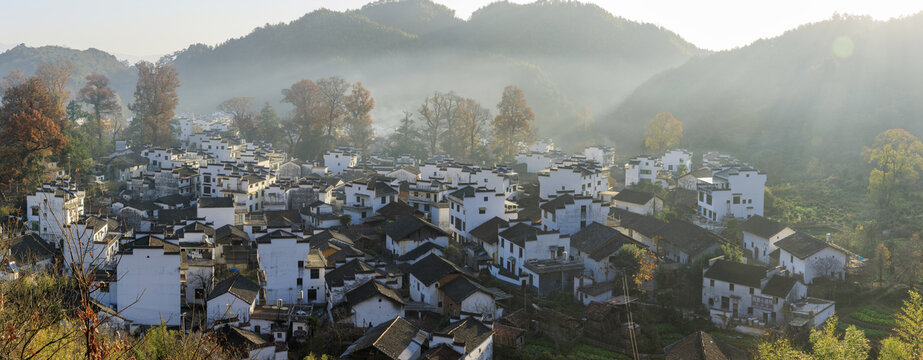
[740,215,795,265]
[448,186,510,242]
[323,148,358,175]
[776,232,849,284]
[430,317,494,360]
[539,194,607,236]
[441,276,498,320]
[624,156,658,186]
[702,259,809,326]
[303,249,327,304]
[583,145,616,168]
[408,254,465,311]
[337,280,404,328]
[343,179,399,224]
[198,197,236,228]
[611,189,662,216]
[515,153,553,173]
[387,166,421,183]
[117,236,182,326]
[537,162,607,200]
[570,223,645,282]
[255,230,310,304]
[383,215,449,257]
[26,181,85,239]
[340,317,425,360]
[697,166,766,222]
[206,274,260,325]
[497,223,569,277]
[660,149,693,174]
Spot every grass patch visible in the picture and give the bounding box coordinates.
[568,343,632,360]
[836,322,889,340]
[850,307,896,328]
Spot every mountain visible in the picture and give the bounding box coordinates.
[0,44,135,102]
[603,13,923,180]
[165,0,701,142]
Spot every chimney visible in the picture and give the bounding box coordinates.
[276,299,283,308]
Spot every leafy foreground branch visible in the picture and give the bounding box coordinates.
[0,275,226,360]
[757,290,923,360]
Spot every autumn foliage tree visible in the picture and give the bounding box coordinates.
[0,77,68,195]
[644,112,683,153]
[35,60,75,112]
[863,129,923,208]
[218,96,257,139]
[418,91,459,156]
[77,74,122,143]
[492,85,535,161]
[454,97,491,160]
[344,82,375,153]
[129,62,179,147]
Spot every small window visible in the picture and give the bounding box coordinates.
[310,269,319,279]
[749,287,754,295]
[479,207,486,214]
[709,279,714,287]
[298,260,304,269]
[296,278,303,286]
[729,283,735,291]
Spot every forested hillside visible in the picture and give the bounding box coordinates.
[604,13,923,180]
[0,44,135,101]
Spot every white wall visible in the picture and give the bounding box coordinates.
[780,247,846,284]
[117,248,181,326]
[207,292,255,325]
[351,296,403,328]
[257,238,310,304]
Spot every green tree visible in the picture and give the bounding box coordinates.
[873,243,891,282]
[809,316,869,360]
[388,111,425,159]
[66,100,89,124]
[256,102,284,147]
[643,112,682,153]
[77,73,122,143]
[879,337,913,360]
[894,290,923,358]
[862,129,923,208]
[721,242,744,263]
[756,339,809,360]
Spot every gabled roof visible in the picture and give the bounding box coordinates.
[158,207,197,224]
[612,189,655,205]
[761,275,798,298]
[656,221,725,256]
[373,182,398,196]
[345,280,403,306]
[397,242,445,262]
[498,222,540,247]
[664,331,747,360]
[421,343,462,360]
[448,186,475,199]
[215,225,249,242]
[441,276,492,304]
[740,215,787,239]
[154,194,189,206]
[325,259,379,288]
[215,326,270,356]
[408,254,462,287]
[307,230,354,247]
[207,274,260,304]
[180,221,215,236]
[468,217,508,245]
[617,213,667,238]
[703,260,768,288]
[377,201,420,218]
[539,194,575,213]
[439,317,493,353]
[198,197,234,208]
[571,222,639,256]
[775,232,835,260]
[383,215,445,242]
[8,233,57,263]
[341,316,421,360]
[125,236,180,254]
[255,229,302,244]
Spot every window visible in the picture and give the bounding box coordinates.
[748,307,753,315]
[749,287,754,295]
[308,289,317,301]
[100,282,110,293]
[709,279,715,287]
[296,278,303,286]
[310,269,319,279]
[706,194,712,205]
[381,197,386,204]
[519,248,523,258]
[729,283,735,291]
[479,207,486,214]
[733,195,741,204]
[297,260,304,269]
[483,196,488,201]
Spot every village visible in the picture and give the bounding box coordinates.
[3,112,864,360]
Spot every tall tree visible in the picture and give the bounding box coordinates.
[611,244,656,287]
[315,76,350,151]
[454,98,490,160]
[862,129,923,208]
[0,78,68,193]
[809,316,870,360]
[256,102,284,147]
[344,82,375,154]
[644,112,682,153]
[492,85,535,161]
[77,74,121,143]
[894,290,923,358]
[756,339,809,360]
[281,79,321,158]
[388,111,425,159]
[217,96,256,139]
[35,61,74,114]
[873,243,892,282]
[129,62,179,147]
[0,69,26,97]
[418,92,452,155]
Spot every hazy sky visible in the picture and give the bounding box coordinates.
[2,0,921,60]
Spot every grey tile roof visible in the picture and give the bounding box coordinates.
[740,215,787,239]
[703,260,768,288]
[207,274,260,304]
